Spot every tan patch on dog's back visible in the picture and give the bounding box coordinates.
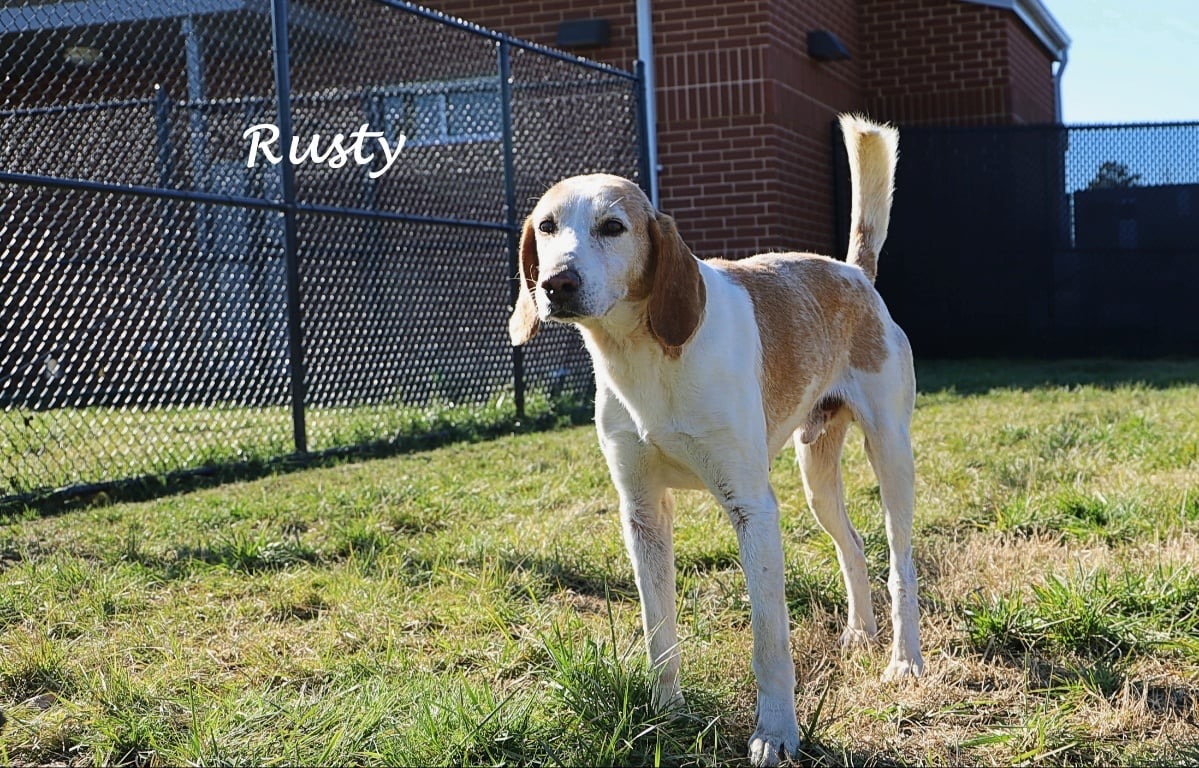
[716,254,888,439]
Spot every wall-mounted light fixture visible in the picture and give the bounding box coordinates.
[557,19,611,49]
[807,30,851,62]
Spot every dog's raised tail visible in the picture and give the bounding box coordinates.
[840,114,898,283]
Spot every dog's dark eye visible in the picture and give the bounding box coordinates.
[598,219,626,237]
[538,219,557,234]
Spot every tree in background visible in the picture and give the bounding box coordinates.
[1086,161,1143,190]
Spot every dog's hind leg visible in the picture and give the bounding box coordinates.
[861,414,923,680]
[795,408,878,646]
[857,351,923,680]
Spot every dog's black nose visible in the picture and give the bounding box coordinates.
[542,269,581,306]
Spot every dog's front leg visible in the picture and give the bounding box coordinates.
[618,482,684,710]
[724,485,800,767]
[598,395,684,709]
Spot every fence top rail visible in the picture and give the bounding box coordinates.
[0,96,159,120]
[894,120,1199,133]
[372,0,638,81]
[1060,120,1199,130]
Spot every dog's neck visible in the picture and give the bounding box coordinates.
[575,299,694,425]
[575,298,658,361]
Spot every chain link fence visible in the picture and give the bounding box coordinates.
[837,121,1199,357]
[1,0,647,508]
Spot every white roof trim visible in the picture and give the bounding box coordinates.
[961,0,1071,60]
[0,0,351,44]
[0,1,246,33]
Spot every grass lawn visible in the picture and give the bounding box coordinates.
[1,359,1198,766]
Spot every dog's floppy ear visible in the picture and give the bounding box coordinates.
[508,216,541,346]
[647,213,705,358]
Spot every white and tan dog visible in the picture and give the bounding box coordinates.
[509,114,922,766]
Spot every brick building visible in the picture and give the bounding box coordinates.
[429,0,1070,258]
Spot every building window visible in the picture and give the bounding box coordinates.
[381,79,501,147]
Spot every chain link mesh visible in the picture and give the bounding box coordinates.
[1,0,644,505]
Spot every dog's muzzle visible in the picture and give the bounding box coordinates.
[541,268,583,318]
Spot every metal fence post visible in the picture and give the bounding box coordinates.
[269,0,307,454]
[153,86,173,189]
[153,85,180,402]
[633,60,653,200]
[498,40,524,419]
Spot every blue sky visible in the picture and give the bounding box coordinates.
[1047,0,1199,123]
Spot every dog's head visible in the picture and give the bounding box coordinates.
[508,174,705,358]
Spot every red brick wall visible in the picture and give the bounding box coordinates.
[652,0,773,258]
[637,0,864,256]
[858,0,1057,125]
[764,0,863,255]
[1006,16,1057,124]
[860,0,1012,124]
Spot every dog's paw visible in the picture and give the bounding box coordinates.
[881,655,924,681]
[747,720,800,767]
[838,625,876,648]
[651,685,686,713]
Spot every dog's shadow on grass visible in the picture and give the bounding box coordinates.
[996,649,1199,720]
[652,691,914,768]
[533,626,906,767]
[493,551,639,602]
